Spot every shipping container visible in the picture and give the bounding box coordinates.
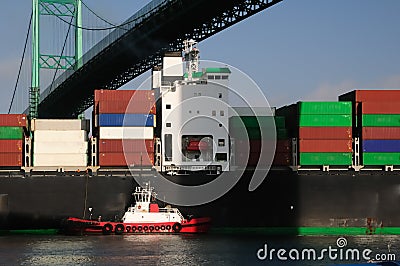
[363,152,400,165]
[339,90,400,103]
[31,119,90,131]
[0,152,22,166]
[361,102,400,114]
[98,139,154,153]
[273,152,292,166]
[298,115,352,127]
[33,142,88,154]
[235,152,260,167]
[362,127,400,140]
[0,127,24,140]
[229,116,282,128]
[33,154,88,167]
[299,139,352,153]
[98,114,155,127]
[99,127,154,139]
[234,139,287,153]
[98,152,154,166]
[297,102,351,115]
[230,127,278,140]
[98,100,156,114]
[362,114,400,127]
[299,127,352,140]
[94,90,155,105]
[299,152,352,166]
[0,114,27,127]
[362,140,400,153]
[0,140,23,153]
[34,130,88,142]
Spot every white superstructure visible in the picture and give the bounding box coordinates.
[154,40,231,174]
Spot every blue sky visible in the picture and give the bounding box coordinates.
[0,0,399,113]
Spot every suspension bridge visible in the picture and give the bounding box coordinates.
[11,0,283,118]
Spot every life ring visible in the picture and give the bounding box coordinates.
[155,226,160,231]
[131,226,136,232]
[172,223,182,233]
[149,226,154,231]
[137,226,142,231]
[126,226,131,232]
[160,225,165,230]
[143,226,149,231]
[115,224,125,235]
[102,223,113,235]
[166,225,171,230]
[138,205,141,209]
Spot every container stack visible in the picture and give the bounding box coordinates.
[94,90,156,167]
[0,114,27,167]
[277,102,353,166]
[229,116,289,167]
[339,90,400,166]
[31,119,89,167]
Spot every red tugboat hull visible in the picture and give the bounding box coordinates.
[63,217,211,235]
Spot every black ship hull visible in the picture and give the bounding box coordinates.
[1,169,400,231]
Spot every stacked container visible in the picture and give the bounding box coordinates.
[0,114,27,167]
[94,90,156,167]
[31,119,90,167]
[277,102,353,166]
[273,116,291,166]
[339,90,400,166]
[230,116,288,167]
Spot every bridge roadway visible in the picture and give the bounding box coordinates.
[36,0,282,118]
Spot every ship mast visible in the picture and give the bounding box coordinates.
[183,39,200,81]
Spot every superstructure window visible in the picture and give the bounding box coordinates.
[222,75,228,80]
[216,153,227,161]
[218,139,225,147]
[220,110,225,116]
[215,76,221,80]
[166,104,171,109]
[166,123,171,127]
[212,110,216,116]
[218,93,222,98]
[208,75,214,80]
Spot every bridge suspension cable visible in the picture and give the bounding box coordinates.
[9,12,32,114]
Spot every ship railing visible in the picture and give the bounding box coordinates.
[158,208,185,220]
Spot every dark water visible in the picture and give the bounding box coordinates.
[1,234,400,265]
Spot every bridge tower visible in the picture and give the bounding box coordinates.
[31,0,82,118]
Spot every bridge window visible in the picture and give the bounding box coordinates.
[215,76,221,80]
[222,75,228,80]
[208,75,214,80]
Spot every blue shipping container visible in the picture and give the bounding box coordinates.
[98,114,155,127]
[362,139,400,152]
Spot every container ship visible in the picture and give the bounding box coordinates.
[1,40,400,235]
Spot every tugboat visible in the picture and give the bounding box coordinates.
[63,183,211,235]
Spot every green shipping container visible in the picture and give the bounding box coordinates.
[299,152,352,165]
[0,127,23,140]
[299,115,352,127]
[362,114,400,127]
[298,101,352,115]
[363,152,400,165]
[230,127,287,140]
[230,116,285,129]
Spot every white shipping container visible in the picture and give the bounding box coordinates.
[31,119,90,131]
[34,130,88,142]
[99,127,154,139]
[33,153,88,167]
[33,141,88,154]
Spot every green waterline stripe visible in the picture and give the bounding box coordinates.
[210,227,400,236]
[0,229,59,236]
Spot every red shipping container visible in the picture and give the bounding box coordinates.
[273,152,291,166]
[276,140,291,153]
[0,152,22,166]
[339,90,400,103]
[362,102,400,114]
[0,140,23,153]
[0,114,27,127]
[299,139,352,153]
[98,139,154,153]
[362,127,400,140]
[99,152,154,166]
[98,100,156,114]
[95,90,155,105]
[299,127,352,139]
